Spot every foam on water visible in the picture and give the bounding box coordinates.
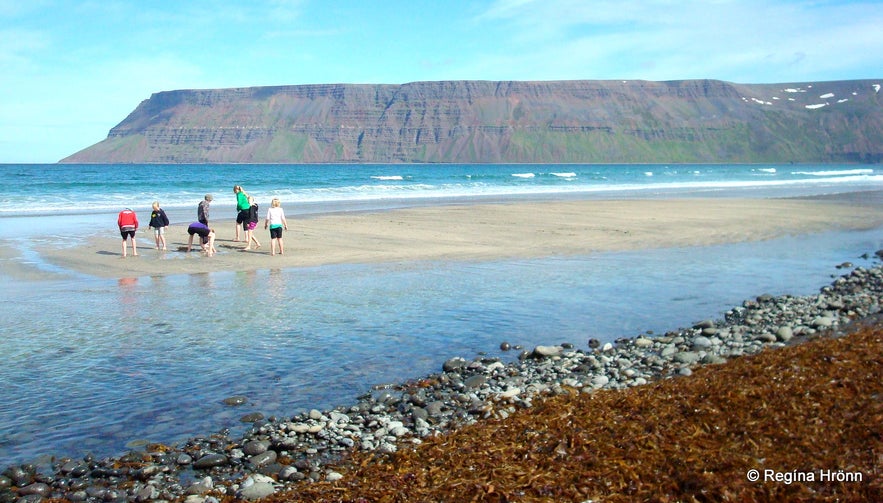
[370,175,406,181]
[791,168,874,176]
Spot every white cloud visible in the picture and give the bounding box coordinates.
[469,0,883,82]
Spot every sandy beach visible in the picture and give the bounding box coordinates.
[15,195,883,279]
[3,189,883,499]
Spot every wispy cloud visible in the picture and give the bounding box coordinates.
[2,0,881,162]
[469,0,883,82]
[0,28,50,68]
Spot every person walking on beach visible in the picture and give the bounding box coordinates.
[198,194,212,225]
[244,196,261,251]
[264,197,288,256]
[234,185,250,242]
[149,201,170,250]
[187,221,216,256]
[117,208,139,257]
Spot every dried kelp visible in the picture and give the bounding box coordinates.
[258,323,882,502]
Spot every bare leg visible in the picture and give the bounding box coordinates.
[278,237,284,255]
[131,236,138,256]
[121,239,127,257]
[187,234,194,252]
[206,232,216,256]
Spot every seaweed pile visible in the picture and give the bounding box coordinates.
[265,321,882,502]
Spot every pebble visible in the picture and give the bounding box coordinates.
[693,319,715,329]
[442,357,468,372]
[673,351,700,364]
[464,375,488,389]
[6,259,883,503]
[755,333,778,343]
[691,336,712,349]
[532,345,563,357]
[499,387,521,399]
[591,375,610,388]
[18,483,50,497]
[186,477,214,495]
[193,453,228,470]
[279,466,299,481]
[240,412,265,423]
[812,316,835,328]
[702,354,727,365]
[237,481,276,500]
[634,337,653,348]
[222,395,249,406]
[249,451,277,467]
[776,326,794,342]
[243,440,269,456]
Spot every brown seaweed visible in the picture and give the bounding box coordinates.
[253,322,882,502]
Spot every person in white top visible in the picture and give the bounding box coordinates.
[264,197,289,256]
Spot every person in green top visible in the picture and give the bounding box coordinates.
[233,185,250,242]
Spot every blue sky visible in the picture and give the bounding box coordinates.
[2,0,881,163]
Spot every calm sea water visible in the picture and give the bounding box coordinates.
[1,163,882,467]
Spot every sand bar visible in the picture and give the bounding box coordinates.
[13,195,883,280]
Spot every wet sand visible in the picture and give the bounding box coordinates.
[10,195,883,279]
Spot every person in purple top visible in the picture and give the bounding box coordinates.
[186,222,216,256]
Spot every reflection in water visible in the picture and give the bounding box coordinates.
[117,277,139,316]
[268,268,285,300]
[188,271,215,290]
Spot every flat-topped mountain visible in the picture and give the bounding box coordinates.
[61,79,883,164]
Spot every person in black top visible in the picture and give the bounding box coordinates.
[198,194,212,225]
[149,201,170,250]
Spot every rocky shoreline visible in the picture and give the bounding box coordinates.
[3,253,883,502]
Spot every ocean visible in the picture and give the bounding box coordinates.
[1,163,882,467]
[3,162,883,223]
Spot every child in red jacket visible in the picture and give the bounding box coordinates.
[117,208,139,257]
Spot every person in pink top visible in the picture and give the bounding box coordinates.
[117,208,139,257]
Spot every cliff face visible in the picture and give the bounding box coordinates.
[61,79,883,164]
